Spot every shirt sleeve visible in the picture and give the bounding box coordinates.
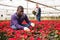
[24,14,31,25]
[11,15,24,29]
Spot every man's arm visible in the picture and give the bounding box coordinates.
[11,15,24,29]
[24,14,31,25]
[38,8,41,14]
[24,14,35,27]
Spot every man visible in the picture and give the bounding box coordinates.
[35,4,41,22]
[11,6,35,31]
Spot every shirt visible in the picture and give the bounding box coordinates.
[11,13,31,29]
[35,7,41,16]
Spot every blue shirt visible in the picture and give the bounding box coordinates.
[11,13,31,29]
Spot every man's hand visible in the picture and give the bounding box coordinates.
[31,23,35,27]
[24,27,30,31]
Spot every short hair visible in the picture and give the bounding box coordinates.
[17,6,24,11]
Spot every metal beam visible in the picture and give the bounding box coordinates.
[0,3,32,10]
[26,0,60,11]
[50,5,60,7]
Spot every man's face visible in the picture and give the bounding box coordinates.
[17,8,24,16]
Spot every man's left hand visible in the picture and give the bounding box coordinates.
[31,23,35,27]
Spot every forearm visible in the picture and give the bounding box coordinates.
[15,24,24,29]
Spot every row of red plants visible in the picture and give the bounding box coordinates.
[0,20,60,40]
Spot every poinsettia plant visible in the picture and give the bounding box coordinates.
[0,20,60,40]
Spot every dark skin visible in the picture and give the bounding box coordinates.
[17,8,24,17]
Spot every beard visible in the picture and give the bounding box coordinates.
[17,13,23,18]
